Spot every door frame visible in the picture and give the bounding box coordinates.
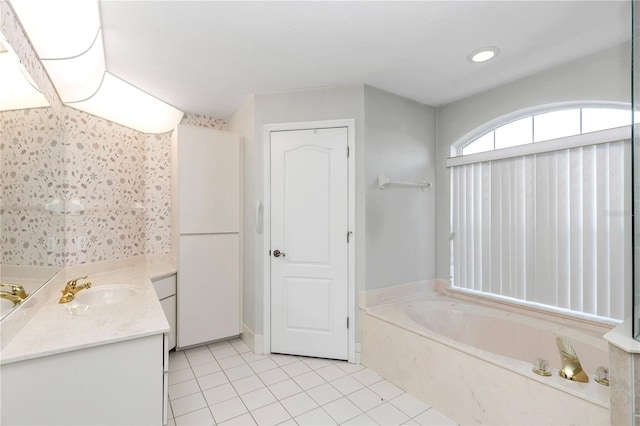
[262,119,356,363]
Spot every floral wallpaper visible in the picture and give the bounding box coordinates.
[1,105,227,266]
[1,108,65,266]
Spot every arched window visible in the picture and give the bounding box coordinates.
[448,102,632,322]
[454,104,637,157]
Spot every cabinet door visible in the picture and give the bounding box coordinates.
[178,234,240,348]
[175,125,240,234]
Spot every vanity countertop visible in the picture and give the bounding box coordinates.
[0,256,174,365]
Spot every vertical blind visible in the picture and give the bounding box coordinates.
[450,140,631,320]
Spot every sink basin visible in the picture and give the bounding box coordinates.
[0,298,16,317]
[74,285,140,306]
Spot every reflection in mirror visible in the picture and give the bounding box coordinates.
[0,36,64,319]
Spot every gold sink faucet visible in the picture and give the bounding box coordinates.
[0,283,27,306]
[59,276,91,304]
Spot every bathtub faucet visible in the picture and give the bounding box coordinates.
[555,337,589,383]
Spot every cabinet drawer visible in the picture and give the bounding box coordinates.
[153,274,176,300]
[160,295,176,351]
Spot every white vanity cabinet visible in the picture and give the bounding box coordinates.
[153,273,177,350]
[171,125,242,349]
[1,334,167,425]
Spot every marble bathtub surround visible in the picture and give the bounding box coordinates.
[604,320,640,425]
[358,281,617,425]
[0,255,173,365]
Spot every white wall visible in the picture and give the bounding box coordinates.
[228,96,256,334]
[364,86,437,289]
[435,42,631,279]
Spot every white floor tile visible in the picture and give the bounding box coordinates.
[346,387,385,412]
[212,346,239,360]
[280,392,319,418]
[315,364,346,382]
[185,347,215,366]
[270,354,300,366]
[169,368,196,385]
[208,341,233,350]
[232,374,265,395]
[281,361,312,378]
[367,402,410,426]
[330,375,365,395]
[173,407,215,426]
[203,383,238,406]
[251,402,292,426]
[322,397,363,423]
[300,357,335,370]
[219,354,248,370]
[242,352,269,363]
[292,371,325,390]
[229,339,252,354]
[351,369,383,386]
[268,379,304,400]
[294,407,337,426]
[209,396,248,423]
[220,413,257,425]
[306,383,343,406]
[225,364,256,381]
[403,420,420,425]
[197,371,229,390]
[167,418,176,426]
[169,351,190,372]
[171,392,208,417]
[169,379,201,401]
[277,419,298,426]
[334,362,364,375]
[250,357,279,373]
[259,367,290,386]
[390,393,430,418]
[369,379,404,401]
[240,387,277,411]
[167,347,456,426]
[192,360,222,378]
[341,413,378,425]
[413,408,457,426]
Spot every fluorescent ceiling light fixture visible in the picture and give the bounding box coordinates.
[467,46,500,63]
[10,0,184,133]
[0,37,49,111]
[10,0,100,58]
[70,72,183,134]
[42,30,105,102]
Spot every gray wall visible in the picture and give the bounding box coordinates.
[231,85,438,342]
[364,86,437,290]
[435,42,631,280]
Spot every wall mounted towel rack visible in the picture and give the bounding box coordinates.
[377,174,432,191]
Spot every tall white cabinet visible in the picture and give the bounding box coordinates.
[171,125,242,349]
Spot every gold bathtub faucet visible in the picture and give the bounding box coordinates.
[59,276,92,304]
[0,283,28,306]
[556,336,589,383]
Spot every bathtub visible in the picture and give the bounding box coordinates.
[361,292,612,425]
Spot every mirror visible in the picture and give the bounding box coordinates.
[0,38,65,319]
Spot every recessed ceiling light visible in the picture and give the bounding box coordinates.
[467,46,500,63]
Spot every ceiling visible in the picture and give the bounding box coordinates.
[99,1,631,119]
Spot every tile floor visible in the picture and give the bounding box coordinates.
[167,338,457,426]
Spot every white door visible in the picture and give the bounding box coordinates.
[270,127,349,360]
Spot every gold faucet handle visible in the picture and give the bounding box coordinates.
[66,276,88,288]
[0,283,27,299]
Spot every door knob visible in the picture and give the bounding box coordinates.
[273,249,285,258]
